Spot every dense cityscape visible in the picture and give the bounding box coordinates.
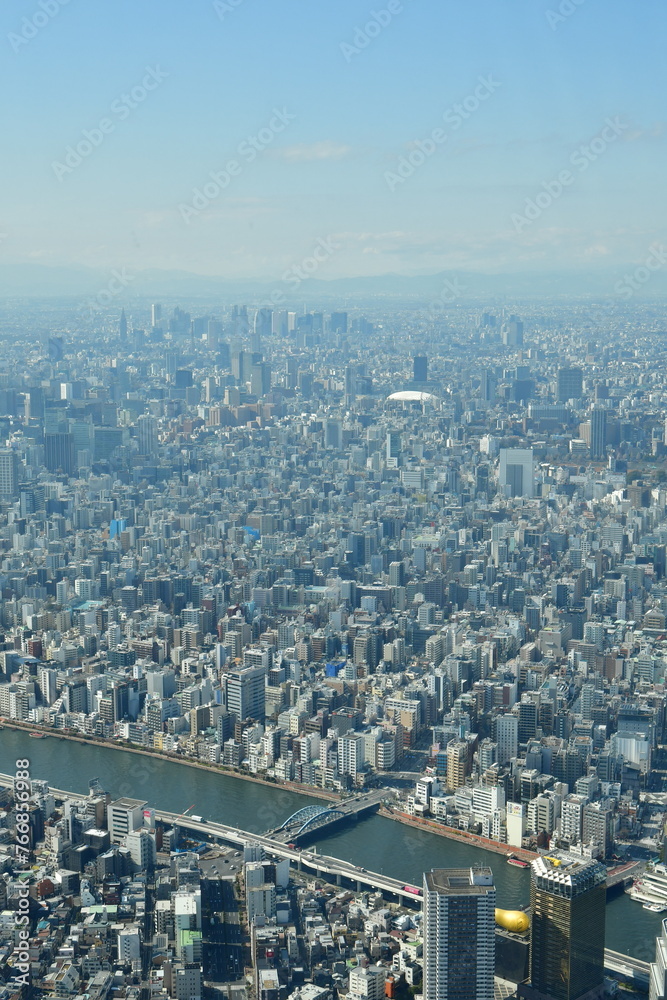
[4,0,667,994]
[1,298,667,997]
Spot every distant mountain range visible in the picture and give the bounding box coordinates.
[1,261,666,304]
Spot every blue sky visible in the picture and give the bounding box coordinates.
[1,0,665,282]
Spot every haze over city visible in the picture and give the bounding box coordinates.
[2,4,667,1000]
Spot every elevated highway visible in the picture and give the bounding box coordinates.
[0,773,654,980]
[156,808,424,902]
[0,774,420,902]
[603,948,650,989]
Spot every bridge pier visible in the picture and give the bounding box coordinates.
[336,873,341,886]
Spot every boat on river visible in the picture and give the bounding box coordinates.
[507,855,531,869]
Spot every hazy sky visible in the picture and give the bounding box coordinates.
[2,0,665,282]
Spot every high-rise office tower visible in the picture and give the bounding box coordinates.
[445,740,469,790]
[590,407,606,460]
[151,303,162,329]
[164,349,179,379]
[295,313,313,347]
[386,431,401,468]
[423,866,496,1000]
[499,448,534,498]
[45,432,75,476]
[136,414,158,457]
[325,419,343,450]
[207,319,223,350]
[286,356,299,389]
[119,308,128,342]
[25,386,45,422]
[557,367,583,402]
[250,362,272,397]
[413,355,428,383]
[345,364,357,404]
[232,349,251,384]
[222,665,266,722]
[330,311,348,333]
[502,316,524,346]
[231,304,249,338]
[518,697,538,742]
[526,852,606,1000]
[254,308,273,340]
[298,371,313,398]
[496,712,519,764]
[0,449,19,499]
[480,370,496,403]
[48,335,64,363]
[272,310,289,336]
[20,484,45,517]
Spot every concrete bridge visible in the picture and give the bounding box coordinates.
[0,773,655,982]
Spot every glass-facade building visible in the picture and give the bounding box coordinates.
[529,852,607,1000]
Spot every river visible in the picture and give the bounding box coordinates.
[0,728,659,963]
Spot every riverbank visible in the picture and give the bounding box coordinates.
[1,726,656,962]
[380,806,539,862]
[0,720,338,803]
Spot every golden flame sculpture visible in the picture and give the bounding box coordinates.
[495,908,530,934]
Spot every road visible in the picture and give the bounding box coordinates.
[201,876,244,985]
[160,808,424,901]
[0,774,423,903]
[0,772,653,982]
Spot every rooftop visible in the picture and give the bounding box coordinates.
[425,866,494,895]
[531,851,607,895]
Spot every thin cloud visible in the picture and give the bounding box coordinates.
[622,121,666,143]
[272,141,353,162]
